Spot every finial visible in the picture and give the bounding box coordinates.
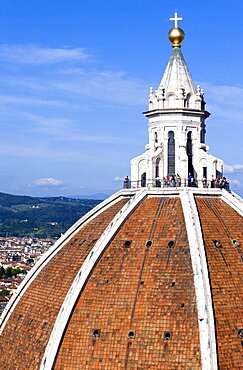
[169,11,183,28]
[168,11,185,48]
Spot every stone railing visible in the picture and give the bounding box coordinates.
[123,178,230,191]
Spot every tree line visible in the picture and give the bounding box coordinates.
[0,266,27,279]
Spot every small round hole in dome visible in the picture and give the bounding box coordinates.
[92,329,100,338]
[237,329,243,339]
[233,239,240,247]
[168,240,174,248]
[124,240,132,248]
[145,240,153,248]
[213,240,222,248]
[164,331,172,340]
[127,330,136,339]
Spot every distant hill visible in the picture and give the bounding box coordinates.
[69,193,110,200]
[0,192,101,238]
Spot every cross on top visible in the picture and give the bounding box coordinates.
[169,11,183,28]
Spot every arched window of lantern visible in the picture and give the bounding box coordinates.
[187,131,194,175]
[167,93,176,108]
[185,93,191,108]
[155,157,160,178]
[168,131,175,175]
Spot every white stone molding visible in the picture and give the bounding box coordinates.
[40,189,147,370]
[230,190,243,204]
[180,189,218,370]
[0,189,134,334]
[221,189,243,216]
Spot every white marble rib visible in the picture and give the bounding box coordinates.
[180,189,218,370]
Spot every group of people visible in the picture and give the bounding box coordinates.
[210,176,229,190]
[159,174,230,190]
[157,174,182,188]
[123,174,230,190]
[159,174,230,189]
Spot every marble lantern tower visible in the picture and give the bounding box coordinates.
[131,12,223,187]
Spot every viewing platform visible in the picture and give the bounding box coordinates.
[123,178,230,191]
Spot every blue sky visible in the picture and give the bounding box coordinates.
[0,0,242,197]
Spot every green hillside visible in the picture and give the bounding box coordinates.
[0,192,101,238]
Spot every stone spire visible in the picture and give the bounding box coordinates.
[159,48,197,101]
[149,12,203,110]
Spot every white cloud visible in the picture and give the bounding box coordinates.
[50,69,147,106]
[228,178,243,193]
[31,178,64,187]
[14,111,125,143]
[234,164,243,170]
[0,95,85,110]
[224,165,235,173]
[224,165,243,193]
[114,176,124,182]
[0,45,89,64]
[2,67,147,106]
[201,83,243,122]
[230,179,241,185]
[0,107,140,145]
[224,163,243,173]
[0,143,81,160]
[23,112,74,129]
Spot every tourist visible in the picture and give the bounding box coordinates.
[166,175,170,187]
[170,175,176,187]
[211,176,215,188]
[202,176,207,188]
[124,176,129,189]
[155,176,161,187]
[215,178,220,188]
[188,173,193,187]
[176,174,181,187]
[224,177,230,191]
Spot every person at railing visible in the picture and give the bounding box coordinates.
[124,176,130,189]
[170,175,176,187]
[176,174,181,187]
[219,177,229,190]
[188,173,193,187]
[210,176,230,191]
[162,177,167,187]
[155,176,161,187]
[224,177,230,191]
[211,176,215,188]
[202,176,207,188]
[215,177,221,188]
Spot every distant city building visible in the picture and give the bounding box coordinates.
[0,236,54,301]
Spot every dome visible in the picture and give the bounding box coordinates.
[0,188,242,369]
[0,11,242,370]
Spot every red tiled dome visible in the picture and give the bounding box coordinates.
[0,188,242,369]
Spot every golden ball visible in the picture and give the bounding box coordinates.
[168,27,185,47]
